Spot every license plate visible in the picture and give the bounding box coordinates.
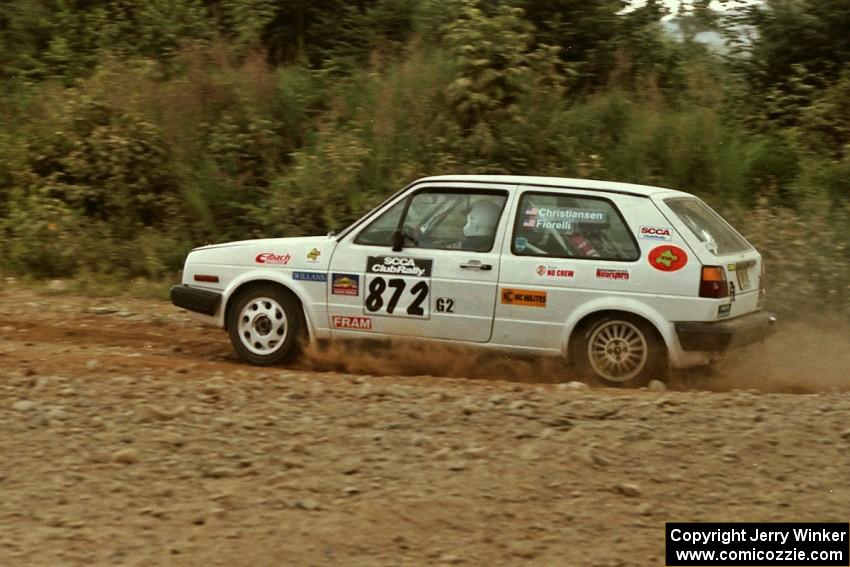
[736,263,751,290]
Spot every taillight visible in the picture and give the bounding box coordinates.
[758,260,766,307]
[699,266,728,298]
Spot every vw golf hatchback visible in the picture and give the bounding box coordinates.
[171,175,775,386]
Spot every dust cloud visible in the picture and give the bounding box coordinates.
[297,317,850,394]
[297,339,575,384]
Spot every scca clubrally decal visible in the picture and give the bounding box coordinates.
[366,256,433,277]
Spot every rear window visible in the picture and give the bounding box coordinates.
[665,198,751,256]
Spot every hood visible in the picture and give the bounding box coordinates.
[187,235,336,270]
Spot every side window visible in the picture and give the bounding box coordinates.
[403,191,507,252]
[355,189,508,252]
[512,192,639,261]
[355,198,406,246]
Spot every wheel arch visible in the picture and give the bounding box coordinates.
[222,275,314,342]
[561,300,674,364]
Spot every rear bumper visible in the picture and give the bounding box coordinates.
[675,311,777,352]
[170,285,221,316]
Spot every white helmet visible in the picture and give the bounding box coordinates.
[463,200,501,238]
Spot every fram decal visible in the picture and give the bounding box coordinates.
[293,271,327,282]
[306,248,321,262]
[649,245,688,272]
[332,315,372,330]
[501,288,547,307]
[367,256,433,277]
[255,252,291,265]
[639,226,673,241]
[331,273,359,296]
[536,265,575,279]
[596,268,630,281]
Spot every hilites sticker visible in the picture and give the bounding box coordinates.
[332,274,360,296]
[501,288,547,307]
[366,256,432,277]
[332,315,372,330]
[638,226,673,241]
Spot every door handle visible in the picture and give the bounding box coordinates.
[460,260,492,271]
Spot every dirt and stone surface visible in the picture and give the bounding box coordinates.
[1,282,849,566]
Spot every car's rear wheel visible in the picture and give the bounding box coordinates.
[574,315,665,387]
[227,284,302,366]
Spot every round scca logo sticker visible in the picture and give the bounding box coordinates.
[649,245,688,272]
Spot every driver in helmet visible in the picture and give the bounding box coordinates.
[461,200,502,252]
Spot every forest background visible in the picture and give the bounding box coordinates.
[0,0,848,318]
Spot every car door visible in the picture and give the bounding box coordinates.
[326,183,514,342]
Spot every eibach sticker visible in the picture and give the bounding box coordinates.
[648,245,688,272]
[255,252,291,265]
[638,226,673,241]
[332,315,372,330]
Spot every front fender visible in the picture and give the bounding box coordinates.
[220,270,320,342]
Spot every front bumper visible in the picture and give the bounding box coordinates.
[675,311,777,352]
[170,285,222,316]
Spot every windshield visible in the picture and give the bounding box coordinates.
[665,198,751,256]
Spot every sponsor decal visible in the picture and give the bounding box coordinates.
[536,264,575,279]
[331,273,359,296]
[718,304,732,318]
[366,256,433,278]
[501,288,547,307]
[306,248,321,262]
[523,207,607,231]
[332,315,372,330]
[255,252,291,265]
[596,268,630,281]
[649,245,688,272]
[639,226,673,241]
[515,237,528,252]
[727,263,736,271]
[293,271,327,282]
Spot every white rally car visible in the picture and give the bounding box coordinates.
[171,175,775,386]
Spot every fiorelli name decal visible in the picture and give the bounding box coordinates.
[366,256,433,278]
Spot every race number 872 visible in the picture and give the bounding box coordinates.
[364,276,429,318]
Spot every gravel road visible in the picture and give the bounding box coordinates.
[1,284,849,566]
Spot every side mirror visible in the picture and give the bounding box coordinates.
[391,230,404,252]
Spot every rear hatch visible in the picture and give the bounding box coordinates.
[657,196,763,319]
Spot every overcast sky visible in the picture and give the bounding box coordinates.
[624,0,762,19]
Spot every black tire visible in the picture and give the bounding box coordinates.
[572,315,666,387]
[227,284,302,366]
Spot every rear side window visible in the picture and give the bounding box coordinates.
[512,192,639,261]
[665,198,751,256]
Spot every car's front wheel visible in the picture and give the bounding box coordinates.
[227,284,302,366]
[573,315,666,387]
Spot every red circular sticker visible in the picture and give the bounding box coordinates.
[536,265,547,276]
[648,245,688,272]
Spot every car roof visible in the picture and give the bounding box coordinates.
[416,175,691,199]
